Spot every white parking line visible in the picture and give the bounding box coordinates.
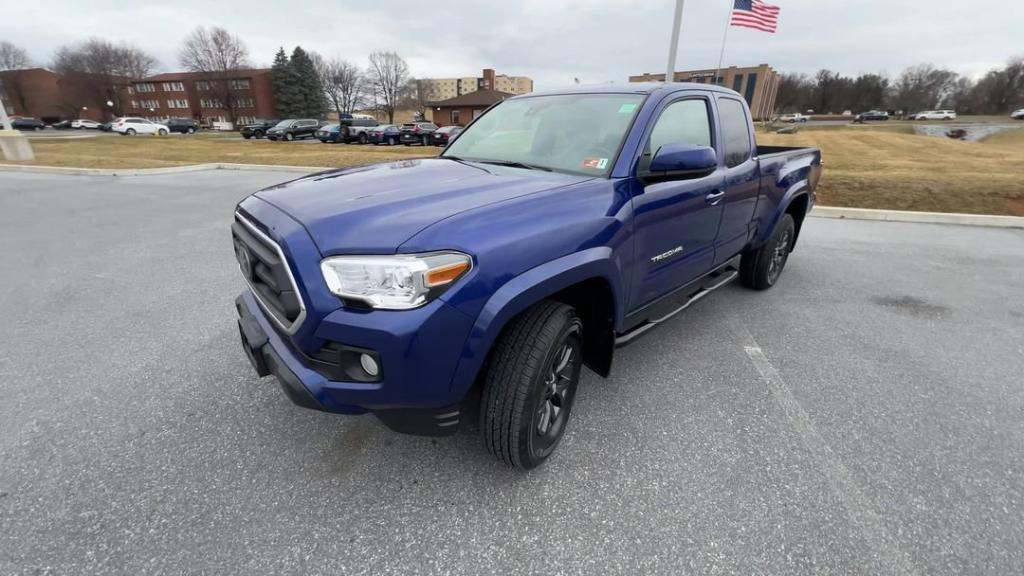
[728,317,921,576]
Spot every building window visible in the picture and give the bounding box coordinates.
[732,74,744,93]
[138,99,159,109]
[162,82,185,92]
[450,109,460,125]
[166,99,189,109]
[200,98,224,109]
[127,86,135,95]
[196,81,210,91]
[743,73,758,106]
[235,97,254,108]
[136,83,156,93]
[229,79,251,90]
[130,100,139,109]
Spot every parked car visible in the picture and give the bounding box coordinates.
[71,119,101,129]
[1012,109,1024,120]
[399,121,438,145]
[366,124,401,145]
[431,126,463,146]
[316,124,341,143]
[240,119,279,140]
[339,115,380,144]
[51,120,74,130]
[266,119,320,141]
[855,110,889,122]
[112,117,170,136]
[9,117,46,131]
[912,110,957,121]
[166,118,200,134]
[98,120,115,132]
[231,83,821,469]
[778,113,809,123]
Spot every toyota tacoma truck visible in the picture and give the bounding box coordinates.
[233,83,821,469]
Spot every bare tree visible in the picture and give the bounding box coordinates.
[367,51,409,123]
[315,56,366,116]
[891,64,960,112]
[179,26,250,124]
[53,39,157,117]
[0,41,31,70]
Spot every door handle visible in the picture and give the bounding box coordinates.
[705,190,725,206]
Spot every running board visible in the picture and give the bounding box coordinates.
[615,264,740,348]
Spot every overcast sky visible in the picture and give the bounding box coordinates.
[2,0,1019,86]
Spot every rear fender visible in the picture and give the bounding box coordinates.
[446,247,622,397]
[754,169,816,248]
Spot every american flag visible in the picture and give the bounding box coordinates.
[731,0,781,33]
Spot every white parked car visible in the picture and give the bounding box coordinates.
[112,117,170,136]
[912,110,957,121]
[1011,109,1024,120]
[71,119,101,129]
[778,113,809,123]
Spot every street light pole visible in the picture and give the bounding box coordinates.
[665,0,686,82]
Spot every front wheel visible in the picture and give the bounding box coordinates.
[284,132,294,141]
[740,214,795,290]
[388,136,397,145]
[126,128,136,136]
[358,133,368,144]
[481,301,583,469]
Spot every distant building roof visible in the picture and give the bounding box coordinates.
[138,69,271,82]
[427,89,514,108]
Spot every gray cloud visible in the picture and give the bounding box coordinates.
[2,0,1019,87]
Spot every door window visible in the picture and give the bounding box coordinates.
[641,98,712,172]
[717,98,751,168]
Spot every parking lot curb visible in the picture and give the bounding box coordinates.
[0,162,327,177]
[811,206,1024,229]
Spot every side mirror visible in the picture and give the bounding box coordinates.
[642,144,718,181]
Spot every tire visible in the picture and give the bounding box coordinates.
[480,301,584,469]
[243,134,252,140]
[254,130,264,139]
[284,132,294,141]
[126,128,136,136]
[388,136,397,146]
[187,127,195,134]
[422,135,430,146]
[157,129,168,136]
[358,133,368,144]
[740,213,795,290]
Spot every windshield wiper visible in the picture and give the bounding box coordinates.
[477,160,552,172]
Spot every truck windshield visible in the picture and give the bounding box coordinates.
[443,93,645,177]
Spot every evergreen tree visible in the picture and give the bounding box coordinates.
[289,46,327,118]
[271,47,300,117]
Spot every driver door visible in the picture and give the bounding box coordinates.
[628,95,726,311]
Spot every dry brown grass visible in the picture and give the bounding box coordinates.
[759,129,1024,216]
[7,128,1024,216]
[13,133,441,170]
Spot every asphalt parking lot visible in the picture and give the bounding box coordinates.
[1,169,1023,576]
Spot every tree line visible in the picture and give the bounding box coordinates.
[1,32,418,124]
[776,58,1024,115]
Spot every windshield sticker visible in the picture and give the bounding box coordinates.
[583,157,609,170]
[618,103,638,114]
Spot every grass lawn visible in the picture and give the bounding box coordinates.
[759,129,1024,216]
[12,132,440,170]
[5,127,1024,216]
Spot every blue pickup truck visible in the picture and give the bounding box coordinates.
[233,83,821,469]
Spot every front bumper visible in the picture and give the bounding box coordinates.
[235,290,474,436]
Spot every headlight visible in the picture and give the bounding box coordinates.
[320,252,472,310]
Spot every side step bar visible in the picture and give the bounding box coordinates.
[615,263,740,348]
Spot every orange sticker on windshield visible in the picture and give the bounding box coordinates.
[583,157,609,170]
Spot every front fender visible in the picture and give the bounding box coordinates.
[446,247,623,397]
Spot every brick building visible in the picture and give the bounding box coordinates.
[418,69,532,102]
[0,68,116,122]
[426,89,513,127]
[629,64,780,120]
[123,69,276,128]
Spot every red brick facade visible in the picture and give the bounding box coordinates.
[124,69,276,127]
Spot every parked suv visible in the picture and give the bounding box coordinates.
[367,124,400,145]
[7,117,46,131]
[240,119,280,140]
[339,115,379,143]
[166,118,200,134]
[912,110,957,121]
[1013,109,1024,120]
[399,122,438,145]
[266,119,320,141]
[855,110,889,122]
[112,117,169,136]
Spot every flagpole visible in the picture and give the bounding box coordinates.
[714,1,733,84]
[665,0,686,82]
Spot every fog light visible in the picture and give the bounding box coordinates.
[359,353,379,377]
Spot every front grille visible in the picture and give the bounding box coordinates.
[232,213,306,333]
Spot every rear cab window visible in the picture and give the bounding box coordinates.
[716,97,752,168]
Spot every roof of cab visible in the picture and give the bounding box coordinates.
[521,82,740,98]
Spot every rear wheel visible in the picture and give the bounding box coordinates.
[187,127,195,134]
[126,128,136,136]
[358,133,368,144]
[481,301,583,469]
[740,214,795,290]
[157,128,168,136]
[254,130,264,139]
[388,136,397,145]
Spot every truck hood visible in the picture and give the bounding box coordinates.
[254,158,592,254]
